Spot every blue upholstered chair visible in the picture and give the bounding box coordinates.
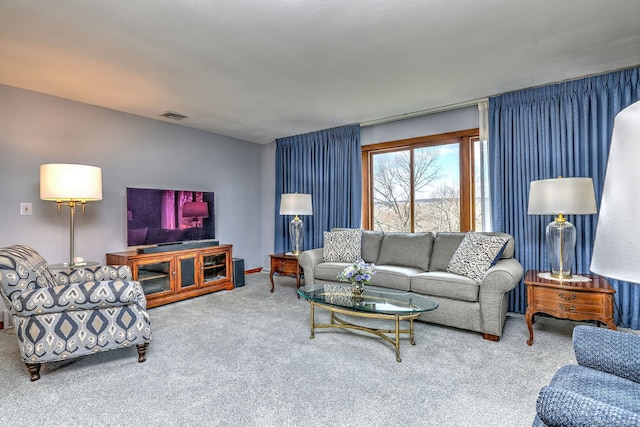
[533,325,640,426]
[0,245,152,381]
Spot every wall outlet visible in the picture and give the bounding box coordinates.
[20,202,32,215]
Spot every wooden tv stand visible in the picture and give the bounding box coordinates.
[106,244,233,308]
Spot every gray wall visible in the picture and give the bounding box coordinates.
[0,84,264,271]
[361,105,479,145]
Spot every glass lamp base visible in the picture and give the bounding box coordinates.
[546,219,576,279]
[289,216,304,255]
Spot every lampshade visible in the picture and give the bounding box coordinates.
[279,193,313,215]
[40,164,103,201]
[527,177,597,215]
[182,201,209,219]
[591,100,640,283]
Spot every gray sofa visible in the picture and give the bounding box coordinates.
[298,230,524,341]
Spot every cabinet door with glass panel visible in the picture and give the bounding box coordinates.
[133,255,175,296]
[200,248,230,286]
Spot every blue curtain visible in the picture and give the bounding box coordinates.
[275,124,361,253]
[489,67,640,328]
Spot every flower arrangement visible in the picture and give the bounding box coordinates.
[338,260,376,294]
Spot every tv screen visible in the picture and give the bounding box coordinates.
[126,187,215,247]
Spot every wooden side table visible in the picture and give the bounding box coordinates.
[269,252,302,296]
[524,270,616,346]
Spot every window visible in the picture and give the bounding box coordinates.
[362,129,489,232]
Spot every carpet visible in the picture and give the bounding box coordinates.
[0,273,580,427]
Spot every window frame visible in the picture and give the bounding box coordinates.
[361,128,480,232]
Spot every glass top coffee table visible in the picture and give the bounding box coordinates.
[297,284,438,362]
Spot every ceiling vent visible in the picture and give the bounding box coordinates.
[160,111,188,121]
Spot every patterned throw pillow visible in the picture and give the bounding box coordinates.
[323,229,362,263]
[446,232,509,282]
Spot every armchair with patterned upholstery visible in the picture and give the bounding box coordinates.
[0,245,152,381]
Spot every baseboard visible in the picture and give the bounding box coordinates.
[246,267,263,274]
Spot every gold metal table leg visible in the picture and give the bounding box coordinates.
[309,302,315,339]
[410,318,416,345]
[395,315,401,362]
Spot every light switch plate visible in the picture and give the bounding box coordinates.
[20,203,32,215]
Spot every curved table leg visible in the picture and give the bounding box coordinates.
[604,320,617,331]
[269,270,275,293]
[526,309,535,346]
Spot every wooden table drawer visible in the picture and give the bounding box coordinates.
[271,259,298,275]
[532,287,606,306]
[550,301,608,316]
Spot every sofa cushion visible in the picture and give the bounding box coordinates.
[361,230,384,264]
[315,262,353,282]
[446,232,509,282]
[323,229,362,262]
[377,232,434,271]
[429,233,467,271]
[368,265,421,291]
[410,271,480,302]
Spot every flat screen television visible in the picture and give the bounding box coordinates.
[126,187,215,247]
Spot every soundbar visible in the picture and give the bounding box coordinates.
[137,240,219,254]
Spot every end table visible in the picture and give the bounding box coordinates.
[524,270,616,346]
[269,252,302,296]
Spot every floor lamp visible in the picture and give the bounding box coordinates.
[528,177,597,279]
[591,100,640,284]
[279,193,312,255]
[40,164,103,267]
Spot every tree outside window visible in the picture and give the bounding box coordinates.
[362,129,487,233]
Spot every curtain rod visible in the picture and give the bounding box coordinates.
[360,98,487,128]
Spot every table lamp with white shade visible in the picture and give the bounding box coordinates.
[279,193,312,255]
[528,177,597,279]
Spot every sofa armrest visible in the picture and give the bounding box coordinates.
[11,280,146,316]
[298,248,324,286]
[482,258,524,293]
[478,258,524,336]
[536,385,640,427]
[573,325,640,383]
[54,265,133,285]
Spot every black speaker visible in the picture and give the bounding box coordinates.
[232,258,245,287]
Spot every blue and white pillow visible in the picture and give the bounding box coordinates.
[446,232,509,282]
[323,229,362,263]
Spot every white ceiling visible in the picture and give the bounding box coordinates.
[1,0,639,144]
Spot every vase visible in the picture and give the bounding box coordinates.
[351,282,365,295]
